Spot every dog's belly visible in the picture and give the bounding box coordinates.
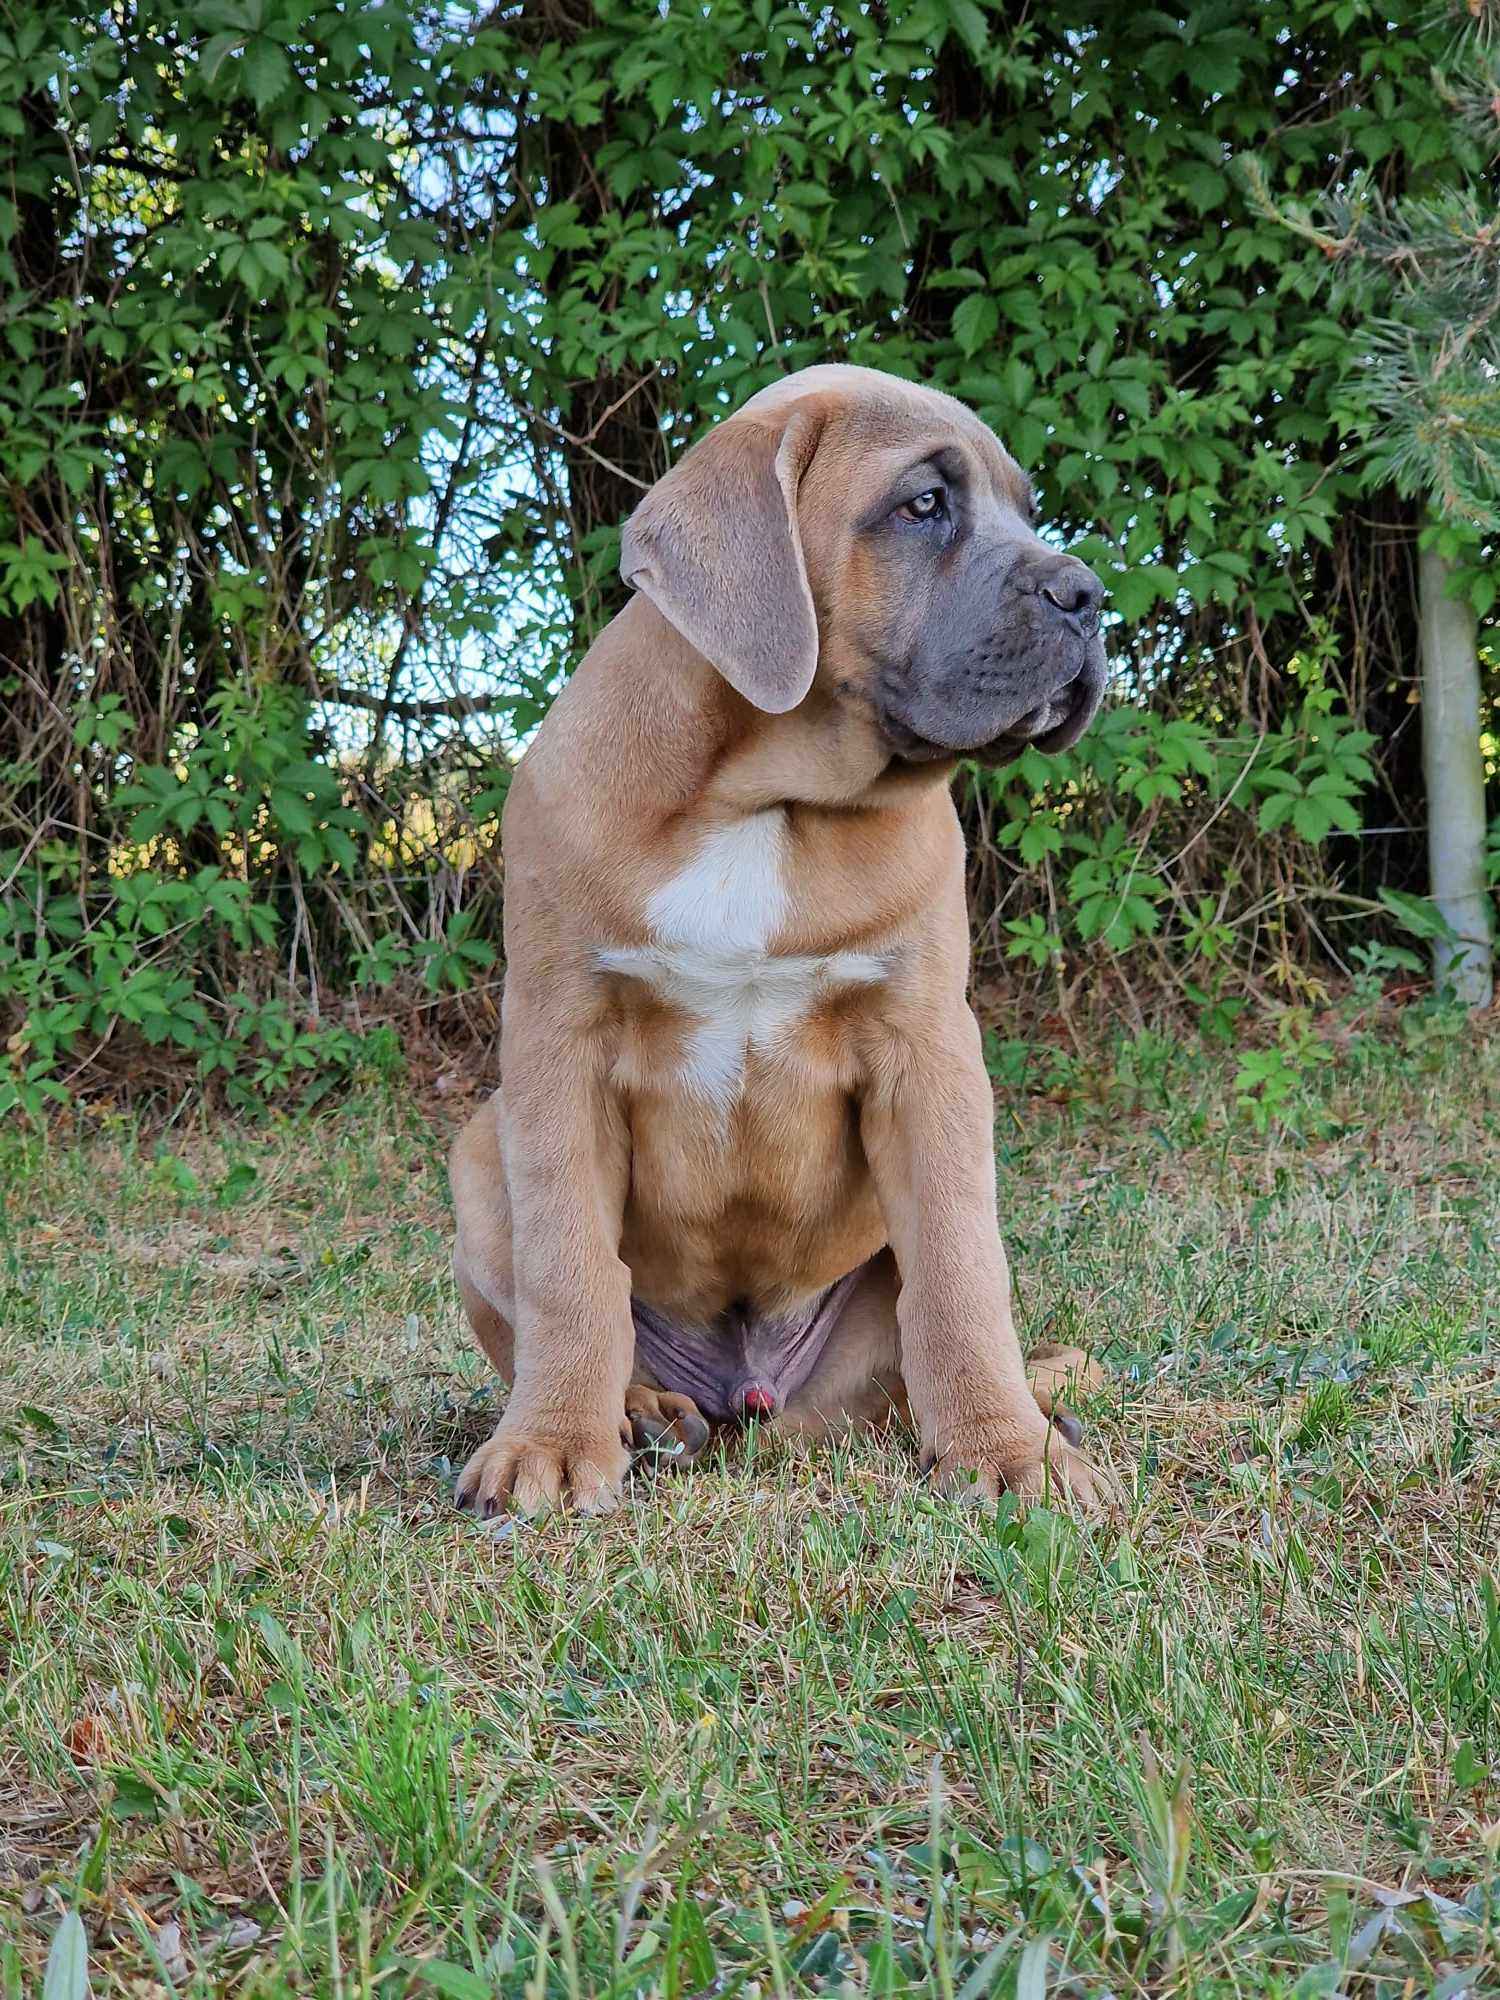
[605,965,888,1318]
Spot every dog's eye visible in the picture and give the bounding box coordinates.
[896,487,946,523]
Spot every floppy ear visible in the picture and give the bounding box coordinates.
[619,404,824,714]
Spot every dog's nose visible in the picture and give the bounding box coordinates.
[1037,557,1105,622]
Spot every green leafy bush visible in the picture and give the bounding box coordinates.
[1,0,1495,1110]
[970,670,1407,995]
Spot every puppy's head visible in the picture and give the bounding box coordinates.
[620,362,1107,762]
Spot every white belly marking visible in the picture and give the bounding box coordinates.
[600,813,885,1111]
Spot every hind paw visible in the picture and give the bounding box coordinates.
[622,1385,712,1468]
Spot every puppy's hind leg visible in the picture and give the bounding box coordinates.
[776,1252,910,1438]
[1025,1345,1107,1447]
[451,1090,517,1380]
[455,1257,513,1381]
[622,1384,712,1469]
[777,1253,1101,1448]
[450,1093,523,1511]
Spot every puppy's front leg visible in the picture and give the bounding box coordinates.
[863,1012,1119,1514]
[457,985,633,1516]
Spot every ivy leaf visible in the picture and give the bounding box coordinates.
[952,292,999,359]
[944,0,991,63]
[241,40,292,107]
[199,31,246,81]
[1108,568,1160,621]
[270,790,315,836]
[1017,818,1062,864]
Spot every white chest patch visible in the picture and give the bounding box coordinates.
[600,813,885,1112]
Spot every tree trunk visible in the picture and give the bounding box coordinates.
[1417,539,1493,1007]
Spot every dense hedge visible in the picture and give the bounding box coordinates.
[1,0,1496,1111]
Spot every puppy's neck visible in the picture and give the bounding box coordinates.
[598,597,956,822]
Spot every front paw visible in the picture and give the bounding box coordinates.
[923,1412,1124,1518]
[456,1421,630,1517]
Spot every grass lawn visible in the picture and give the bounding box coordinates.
[2,1014,1497,1997]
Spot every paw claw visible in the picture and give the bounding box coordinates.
[681,1412,711,1455]
[455,1426,628,1518]
[1052,1408,1084,1447]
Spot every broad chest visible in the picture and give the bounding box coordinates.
[597,811,890,1111]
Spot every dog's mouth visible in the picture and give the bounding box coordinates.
[880,665,1095,767]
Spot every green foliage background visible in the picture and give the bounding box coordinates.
[2,0,1497,1111]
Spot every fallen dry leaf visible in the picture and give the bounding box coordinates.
[64,1715,107,1765]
